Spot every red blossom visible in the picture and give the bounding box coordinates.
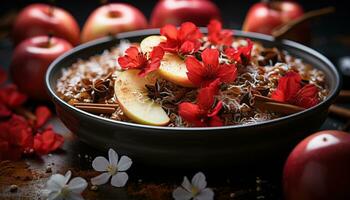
[35,106,52,128]
[207,19,233,46]
[186,48,237,87]
[178,79,223,127]
[160,22,203,55]
[0,84,27,108]
[271,71,319,108]
[33,127,64,155]
[0,115,33,160]
[118,46,164,77]
[0,103,11,117]
[224,39,253,64]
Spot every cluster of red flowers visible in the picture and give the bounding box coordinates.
[0,68,64,161]
[117,20,256,127]
[271,71,319,108]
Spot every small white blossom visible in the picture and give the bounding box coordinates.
[91,148,132,187]
[173,172,214,200]
[46,170,87,200]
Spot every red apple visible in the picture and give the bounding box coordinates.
[283,130,350,200]
[12,3,80,46]
[10,36,73,100]
[81,3,148,43]
[243,1,309,43]
[150,0,221,27]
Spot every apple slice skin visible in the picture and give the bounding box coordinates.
[114,69,170,126]
[140,35,194,88]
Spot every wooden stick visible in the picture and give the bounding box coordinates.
[255,101,305,115]
[335,90,350,103]
[329,105,350,119]
[73,102,118,108]
[75,105,115,115]
[272,7,335,39]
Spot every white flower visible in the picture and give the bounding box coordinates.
[46,170,87,200]
[173,172,214,200]
[91,148,132,187]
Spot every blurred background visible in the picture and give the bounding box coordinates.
[1,0,349,88]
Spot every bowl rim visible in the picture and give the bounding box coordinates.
[46,28,341,131]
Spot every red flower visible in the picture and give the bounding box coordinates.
[186,48,237,87]
[160,22,203,55]
[271,71,319,108]
[0,103,11,118]
[178,79,223,127]
[0,115,33,160]
[207,19,233,46]
[0,84,27,108]
[33,127,64,155]
[34,106,52,129]
[224,39,253,64]
[118,46,164,77]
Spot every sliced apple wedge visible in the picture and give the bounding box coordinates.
[140,35,194,87]
[140,35,166,54]
[114,70,170,126]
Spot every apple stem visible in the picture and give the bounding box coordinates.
[272,7,335,39]
[47,33,53,47]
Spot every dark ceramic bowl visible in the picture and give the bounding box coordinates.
[46,29,340,168]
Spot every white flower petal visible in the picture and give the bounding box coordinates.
[68,177,88,194]
[91,172,111,186]
[108,149,119,166]
[67,192,85,200]
[191,172,207,190]
[181,176,192,192]
[195,188,214,200]
[110,172,128,187]
[46,174,67,191]
[172,187,193,200]
[117,156,132,171]
[47,191,62,200]
[64,171,72,184]
[92,156,109,172]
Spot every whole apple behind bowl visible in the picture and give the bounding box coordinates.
[10,36,72,100]
[283,130,350,200]
[12,3,80,46]
[150,0,222,27]
[243,0,310,43]
[81,3,148,43]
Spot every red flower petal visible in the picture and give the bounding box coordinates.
[0,67,7,85]
[197,79,220,111]
[186,56,207,87]
[178,22,202,42]
[180,41,196,55]
[208,100,223,117]
[178,102,206,127]
[160,24,178,41]
[118,46,147,70]
[150,46,165,61]
[209,115,224,127]
[271,72,302,102]
[0,84,27,108]
[208,19,233,46]
[35,106,52,128]
[216,63,237,84]
[225,39,253,64]
[0,103,12,117]
[202,48,219,71]
[292,84,319,108]
[34,128,64,155]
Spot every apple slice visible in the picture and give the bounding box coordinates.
[114,69,170,126]
[140,35,194,87]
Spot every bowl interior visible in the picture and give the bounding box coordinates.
[46,29,341,131]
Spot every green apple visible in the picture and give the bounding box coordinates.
[114,69,170,126]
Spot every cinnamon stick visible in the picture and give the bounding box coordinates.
[75,105,115,114]
[255,101,305,115]
[73,102,118,108]
[272,7,335,39]
[335,90,350,103]
[329,105,350,119]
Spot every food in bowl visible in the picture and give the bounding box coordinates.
[56,20,328,127]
